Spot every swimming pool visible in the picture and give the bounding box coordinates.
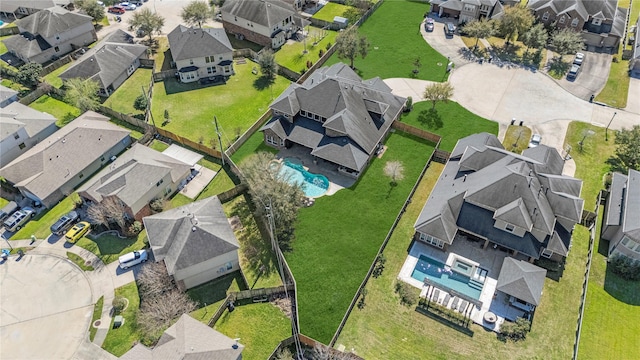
[277,159,329,198]
[411,255,482,300]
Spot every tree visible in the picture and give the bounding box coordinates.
[551,28,584,59]
[136,261,175,298]
[312,342,358,360]
[463,19,495,49]
[520,23,548,53]
[181,0,212,28]
[609,125,640,172]
[423,82,454,110]
[76,0,105,24]
[128,8,165,43]
[133,94,148,111]
[240,152,305,249]
[335,27,369,68]
[342,7,363,25]
[87,202,109,228]
[112,296,127,314]
[500,317,531,341]
[498,6,535,44]
[16,62,43,87]
[384,161,405,185]
[257,49,278,82]
[85,197,128,231]
[64,78,100,112]
[274,347,295,360]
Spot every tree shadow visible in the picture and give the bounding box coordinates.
[160,49,173,71]
[548,57,570,78]
[603,265,640,305]
[253,76,274,91]
[186,270,248,305]
[605,156,626,174]
[417,108,443,130]
[491,42,522,62]
[57,112,77,127]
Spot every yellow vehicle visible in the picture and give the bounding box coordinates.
[65,221,90,243]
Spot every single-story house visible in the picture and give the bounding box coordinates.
[78,143,192,222]
[429,0,505,23]
[60,30,148,97]
[414,133,584,263]
[0,85,19,108]
[1,6,96,64]
[221,0,306,49]
[0,0,73,19]
[143,196,241,290]
[528,0,627,52]
[167,25,234,84]
[120,314,244,360]
[496,257,547,319]
[260,62,406,179]
[0,101,58,167]
[602,169,640,262]
[0,111,131,208]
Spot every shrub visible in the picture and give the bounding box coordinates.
[609,254,640,281]
[319,49,324,58]
[395,281,417,307]
[133,94,148,111]
[603,172,613,190]
[404,96,413,112]
[128,221,143,235]
[500,317,531,341]
[372,253,386,278]
[149,198,166,213]
[112,296,127,315]
[306,60,313,69]
[326,42,332,50]
[357,288,367,309]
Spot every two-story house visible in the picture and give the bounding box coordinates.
[60,30,148,97]
[430,0,505,23]
[602,169,640,263]
[0,102,57,167]
[528,0,627,52]
[0,84,19,108]
[167,25,234,84]
[221,0,305,49]
[1,6,96,64]
[0,0,72,19]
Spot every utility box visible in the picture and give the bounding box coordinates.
[113,315,124,328]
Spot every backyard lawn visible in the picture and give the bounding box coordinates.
[102,282,141,357]
[42,61,73,88]
[324,0,448,81]
[229,126,278,164]
[274,28,337,73]
[11,195,78,240]
[151,62,291,147]
[28,95,81,126]
[215,303,291,360]
[335,162,589,359]
[103,68,153,115]
[399,101,499,151]
[287,131,436,343]
[312,2,353,22]
[75,231,148,265]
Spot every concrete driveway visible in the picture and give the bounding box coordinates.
[0,254,93,359]
[550,52,611,101]
[626,77,640,115]
[419,15,471,68]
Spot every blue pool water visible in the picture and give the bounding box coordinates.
[411,255,482,300]
[278,159,329,198]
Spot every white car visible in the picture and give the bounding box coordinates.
[528,134,542,148]
[118,249,148,269]
[573,52,585,65]
[120,2,136,10]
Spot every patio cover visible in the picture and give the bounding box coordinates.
[496,258,546,306]
[162,144,204,167]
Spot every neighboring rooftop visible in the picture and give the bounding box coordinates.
[0,101,57,144]
[167,25,233,62]
[0,0,72,14]
[221,0,299,29]
[0,85,19,106]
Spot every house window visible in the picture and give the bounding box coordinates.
[127,63,135,75]
[314,114,320,121]
[571,18,579,27]
[207,66,215,74]
[592,18,602,26]
[54,46,60,52]
[266,134,280,146]
[463,5,474,12]
[226,262,233,270]
[621,237,631,246]
[164,186,172,196]
[224,65,231,72]
[559,16,565,24]
[505,223,515,232]
[79,174,84,179]
[205,55,214,63]
[541,248,553,258]
[19,142,26,149]
[14,133,19,140]
[419,233,444,248]
[189,59,194,65]
[156,179,164,187]
[542,12,549,21]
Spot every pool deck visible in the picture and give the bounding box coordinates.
[399,236,533,332]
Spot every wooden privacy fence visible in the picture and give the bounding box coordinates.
[392,121,442,144]
[268,334,365,360]
[40,55,72,77]
[155,127,223,159]
[225,109,272,156]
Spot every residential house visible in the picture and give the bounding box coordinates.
[77,143,192,222]
[221,0,305,49]
[495,257,547,316]
[0,0,73,19]
[143,196,241,290]
[0,84,19,108]
[167,25,234,84]
[60,30,148,97]
[0,111,131,208]
[0,102,57,167]
[429,0,505,23]
[120,314,244,360]
[281,0,310,11]
[414,133,584,264]
[602,169,640,262]
[2,6,96,65]
[630,16,640,78]
[528,0,627,52]
[260,63,406,179]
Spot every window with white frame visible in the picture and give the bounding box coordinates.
[463,4,474,12]
[542,12,549,21]
[419,233,445,248]
[571,18,579,27]
[592,18,602,26]
[266,134,282,146]
[505,223,515,232]
[559,16,565,24]
[541,248,553,258]
[207,66,215,74]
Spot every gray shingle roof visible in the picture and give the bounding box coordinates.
[60,30,147,89]
[529,0,619,21]
[0,111,130,207]
[623,169,640,236]
[0,0,71,14]
[167,25,233,62]
[77,143,191,215]
[221,0,297,29]
[0,85,19,106]
[143,196,239,275]
[2,33,51,59]
[120,314,243,360]
[496,258,547,306]
[0,101,57,152]
[17,6,92,38]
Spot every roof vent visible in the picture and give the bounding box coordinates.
[192,226,197,232]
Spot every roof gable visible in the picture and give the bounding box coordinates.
[496,258,547,306]
[167,25,233,62]
[221,0,297,28]
[17,6,92,38]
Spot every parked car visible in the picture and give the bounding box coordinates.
[120,2,136,10]
[3,207,35,232]
[444,22,456,37]
[65,221,90,243]
[119,249,148,269]
[567,64,581,79]
[425,18,434,32]
[0,201,19,222]
[573,52,585,65]
[108,6,125,14]
[528,134,542,148]
[50,211,80,236]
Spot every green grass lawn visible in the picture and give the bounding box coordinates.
[148,139,170,152]
[0,198,9,208]
[102,282,141,357]
[12,195,78,240]
[502,125,532,154]
[103,68,153,115]
[151,62,291,147]
[1,78,29,94]
[229,126,277,164]
[188,271,246,322]
[324,0,448,81]
[194,158,237,200]
[75,231,148,265]
[312,3,353,22]
[89,296,104,341]
[215,303,291,360]
[335,162,589,359]
[67,251,95,271]
[43,61,73,88]
[28,95,81,126]
[0,35,11,54]
[287,131,436,343]
[275,28,337,73]
[399,101,499,151]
